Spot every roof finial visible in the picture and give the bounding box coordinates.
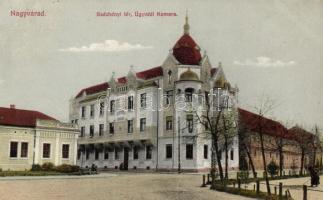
[184,10,190,35]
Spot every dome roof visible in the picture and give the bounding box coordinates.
[173,34,202,65]
[214,76,225,88]
[179,69,199,81]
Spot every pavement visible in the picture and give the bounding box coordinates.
[0,172,253,200]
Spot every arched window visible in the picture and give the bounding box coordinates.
[168,70,172,84]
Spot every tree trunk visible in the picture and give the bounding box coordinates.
[210,147,217,189]
[259,132,271,194]
[300,148,305,175]
[245,145,257,178]
[225,137,229,180]
[279,140,284,177]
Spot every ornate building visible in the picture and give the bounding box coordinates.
[69,16,239,172]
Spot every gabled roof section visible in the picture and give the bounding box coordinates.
[288,126,314,143]
[238,108,290,139]
[75,82,109,98]
[136,66,163,80]
[75,67,163,98]
[0,107,56,128]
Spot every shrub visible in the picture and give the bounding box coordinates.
[41,162,54,171]
[55,164,80,173]
[31,164,42,171]
[267,160,279,177]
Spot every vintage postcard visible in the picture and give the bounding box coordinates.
[0,0,322,200]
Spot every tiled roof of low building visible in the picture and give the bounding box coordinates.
[0,106,56,128]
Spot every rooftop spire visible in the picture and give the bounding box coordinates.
[183,10,190,35]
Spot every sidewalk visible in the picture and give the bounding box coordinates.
[0,173,117,181]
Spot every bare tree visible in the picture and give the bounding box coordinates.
[238,119,257,178]
[220,111,237,180]
[289,126,312,175]
[253,96,277,195]
[268,120,291,177]
[195,87,236,187]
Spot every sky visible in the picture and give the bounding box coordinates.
[0,0,322,132]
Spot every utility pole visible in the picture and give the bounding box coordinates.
[178,116,181,173]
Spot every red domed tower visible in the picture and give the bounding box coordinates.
[172,14,202,65]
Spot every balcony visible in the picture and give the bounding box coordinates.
[77,126,157,146]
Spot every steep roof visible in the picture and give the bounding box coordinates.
[136,66,163,80]
[0,107,56,128]
[288,126,314,143]
[75,82,109,98]
[172,34,202,65]
[75,67,163,98]
[238,108,291,139]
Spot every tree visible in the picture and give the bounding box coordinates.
[195,86,237,187]
[289,126,312,175]
[238,120,257,178]
[220,110,237,180]
[268,120,291,177]
[253,96,276,195]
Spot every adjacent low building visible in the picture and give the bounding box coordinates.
[0,105,79,171]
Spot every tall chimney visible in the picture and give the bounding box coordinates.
[10,104,15,109]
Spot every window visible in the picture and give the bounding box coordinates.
[128,96,134,110]
[146,146,152,160]
[230,149,234,160]
[109,123,114,134]
[81,106,86,118]
[110,100,115,113]
[80,126,85,137]
[99,124,104,136]
[90,104,95,117]
[89,125,94,137]
[168,70,172,84]
[166,116,173,130]
[140,118,146,132]
[95,149,99,160]
[115,149,119,160]
[99,102,105,116]
[104,148,109,160]
[128,120,133,133]
[20,142,28,158]
[62,144,69,159]
[140,93,147,108]
[86,150,89,160]
[133,146,139,160]
[77,150,81,160]
[185,88,194,102]
[9,141,18,158]
[203,145,208,159]
[43,143,51,158]
[186,144,193,160]
[166,144,172,159]
[187,115,193,133]
[165,90,173,105]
